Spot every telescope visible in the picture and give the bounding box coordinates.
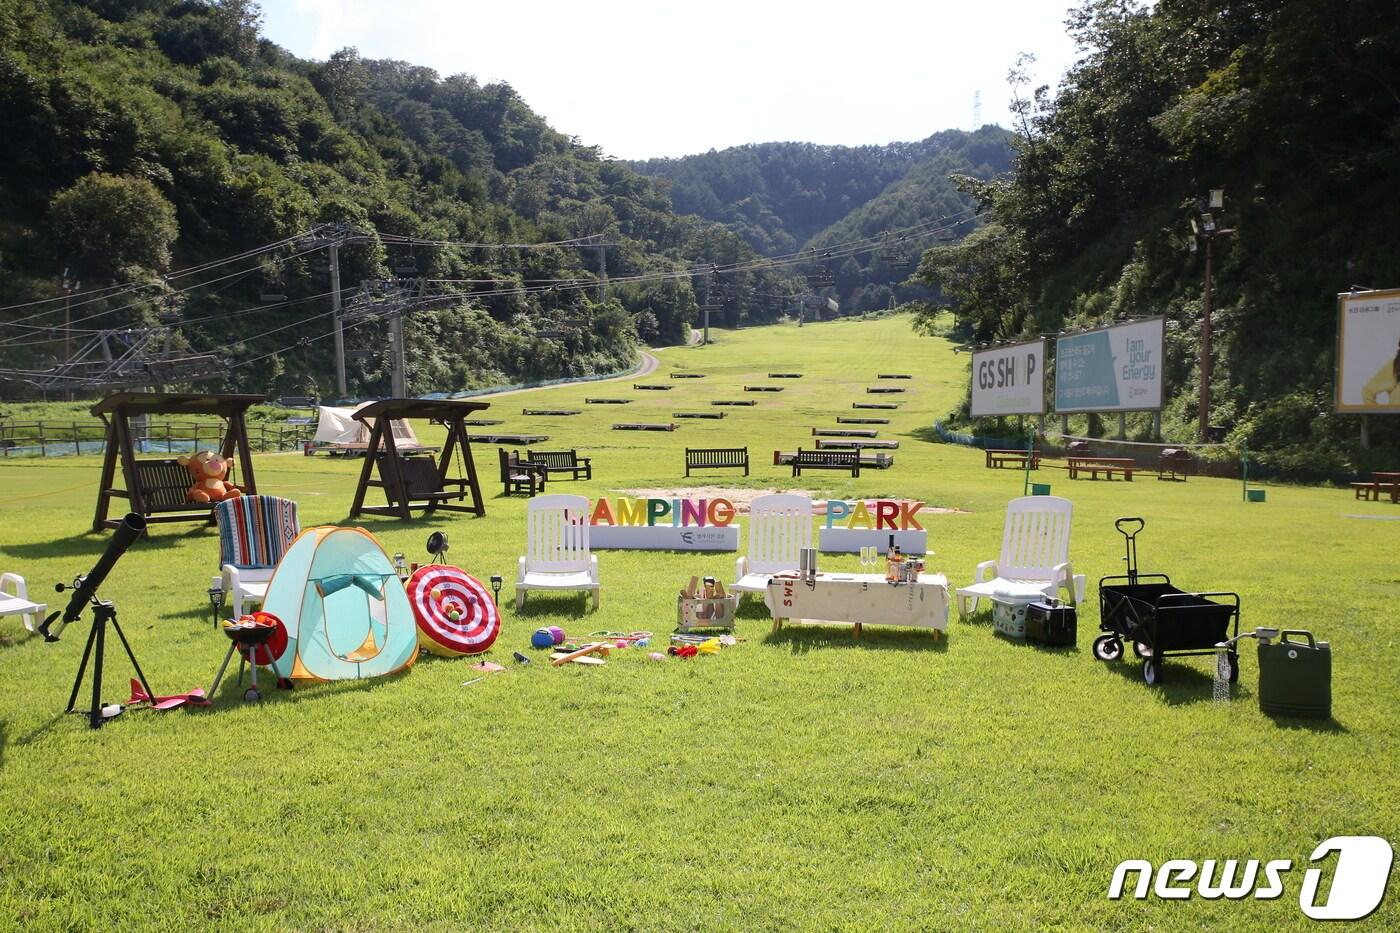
[40,512,146,641]
[39,512,157,729]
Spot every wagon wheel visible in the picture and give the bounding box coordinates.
[1225,650,1239,684]
[1132,640,1153,658]
[1092,635,1123,662]
[1142,658,1162,685]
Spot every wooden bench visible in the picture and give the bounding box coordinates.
[499,448,546,496]
[634,384,673,391]
[853,402,900,410]
[673,411,726,419]
[1351,472,1400,502]
[985,448,1040,470]
[522,408,581,416]
[465,419,503,426]
[777,450,892,470]
[813,428,878,438]
[837,417,889,424]
[669,373,706,379]
[877,373,913,379]
[712,400,757,407]
[791,448,860,477]
[1067,456,1136,481]
[686,447,749,476]
[585,398,632,405]
[768,373,803,378]
[527,448,592,481]
[469,432,549,444]
[743,386,785,392]
[130,459,201,511]
[866,387,906,394]
[613,422,676,431]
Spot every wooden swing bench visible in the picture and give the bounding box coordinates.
[91,393,264,532]
[349,398,490,520]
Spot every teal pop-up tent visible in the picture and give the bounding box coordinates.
[259,526,419,682]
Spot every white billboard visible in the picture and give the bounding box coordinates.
[969,338,1045,417]
[1054,317,1165,413]
[1336,288,1400,413]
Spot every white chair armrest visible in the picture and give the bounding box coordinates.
[735,556,748,580]
[0,572,26,599]
[974,559,998,584]
[589,554,599,585]
[1050,561,1080,604]
[517,555,528,583]
[221,564,242,592]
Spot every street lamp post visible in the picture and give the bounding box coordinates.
[1191,188,1234,442]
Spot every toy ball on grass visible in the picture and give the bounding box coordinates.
[548,626,566,645]
[531,628,556,650]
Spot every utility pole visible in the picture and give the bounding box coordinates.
[61,266,78,400]
[1191,189,1235,442]
[596,239,607,303]
[329,242,346,398]
[389,311,406,397]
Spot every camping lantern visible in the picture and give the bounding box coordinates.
[207,584,226,627]
[490,575,503,605]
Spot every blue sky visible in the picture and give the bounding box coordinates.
[258,0,1081,159]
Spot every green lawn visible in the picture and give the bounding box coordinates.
[1,315,1396,931]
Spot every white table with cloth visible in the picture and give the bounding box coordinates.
[763,572,950,639]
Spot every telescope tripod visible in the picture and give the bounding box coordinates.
[65,600,155,729]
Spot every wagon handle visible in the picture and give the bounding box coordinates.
[1114,517,1145,583]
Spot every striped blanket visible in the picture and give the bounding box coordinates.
[216,495,300,569]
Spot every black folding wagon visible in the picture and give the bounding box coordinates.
[1093,517,1241,685]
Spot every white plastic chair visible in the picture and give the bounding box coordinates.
[0,572,46,634]
[214,495,301,618]
[516,494,600,610]
[956,495,1086,617]
[731,493,813,597]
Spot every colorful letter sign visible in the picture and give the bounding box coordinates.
[587,496,739,550]
[819,499,928,554]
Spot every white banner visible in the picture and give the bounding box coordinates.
[970,339,1046,417]
[1054,318,1165,413]
[1336,289,1400,413]
[588,524,740,551]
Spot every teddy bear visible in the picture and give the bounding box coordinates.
[179,450,242,504]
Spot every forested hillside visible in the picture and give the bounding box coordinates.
[0,0,800,398]
[631,128,1012,313]
[914,0,1400,473]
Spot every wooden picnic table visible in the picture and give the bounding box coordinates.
[1067,456,1137,481]
[1352,471,1400,502]
[985,448,1039,470]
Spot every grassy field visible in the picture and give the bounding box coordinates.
[1,315,1397,931]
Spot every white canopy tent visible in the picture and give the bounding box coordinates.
[314,403,422,453]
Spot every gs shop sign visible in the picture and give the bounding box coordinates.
[970,338,1046,417]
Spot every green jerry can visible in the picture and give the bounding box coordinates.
[1257,630,1331,718]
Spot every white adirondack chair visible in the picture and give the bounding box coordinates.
[0,572,46,634]
[731,493,813,597]
[516,494,600,610]
[956,496,1086,618]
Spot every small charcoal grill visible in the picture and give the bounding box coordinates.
[1093,517,1240,685]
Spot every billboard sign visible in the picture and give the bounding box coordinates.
[969,338,1045,417]
[1055,318,1165,413]
[1336,288,1400,413]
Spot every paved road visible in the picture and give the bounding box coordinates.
[467,349,658,401]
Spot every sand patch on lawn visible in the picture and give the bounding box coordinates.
[616,487,967,514]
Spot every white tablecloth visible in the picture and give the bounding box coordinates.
[764,572,949,632]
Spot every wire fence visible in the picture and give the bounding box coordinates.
[0,419,315,458]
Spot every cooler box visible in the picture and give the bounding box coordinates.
[1025,601,1076,647]
[990,593,1037,639]
[1258,630,1331,718]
